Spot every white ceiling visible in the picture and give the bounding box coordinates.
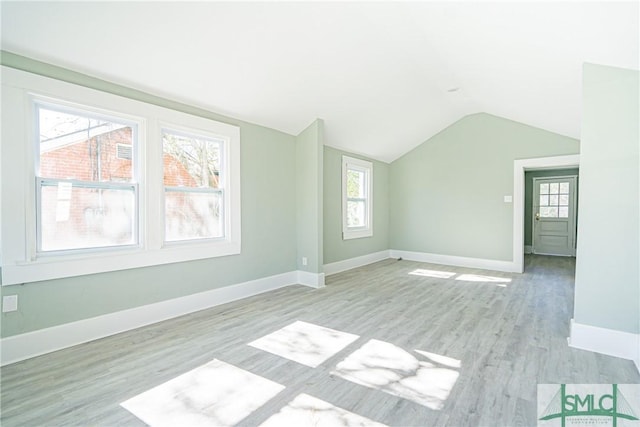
[2,1,638,162]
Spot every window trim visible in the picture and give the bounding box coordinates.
[0,66,241,286]
[161,125,227,244]
[342,155,373,240]
[33,99,142,255]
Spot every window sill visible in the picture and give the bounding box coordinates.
[1,240,240,286]
[343,229,373,240]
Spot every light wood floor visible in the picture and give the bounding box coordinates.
[1,255,638,426]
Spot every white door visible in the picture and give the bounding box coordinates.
[533,176,577,256]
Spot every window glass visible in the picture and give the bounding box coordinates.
[40,185,135,251]
[163,129,224,242]
[36,103,137,253]
[38,106,134,182]
[538,180,571,218]
[342,156,373,239]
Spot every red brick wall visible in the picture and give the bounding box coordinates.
[40,127,199,186]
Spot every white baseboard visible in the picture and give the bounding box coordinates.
[297,270,325,288]
[524,245,533,254]
[389,249,519,273]
[1,270,324,366]
[323,250,391,276]
[568,319,640,372]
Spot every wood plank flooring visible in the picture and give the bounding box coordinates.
[1,255,638,426]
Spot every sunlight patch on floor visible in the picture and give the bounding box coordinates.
[408,269,456,279]
[455,274,511,286]
[332,339,460,410]
[249,320,360,368]
[120,359,284,427]
[259,393,387,427]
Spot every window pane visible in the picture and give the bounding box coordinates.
[560,182,569,193]
[40,184,135,251]
[559,194,569,206]
[549,183,559,194]
[347,200,366,227]
[559,206,569,218]
[540,206,559,218]
[346,169,364,198]
[539,195,549,206]
[549,195,559,206]
[540,183,549,194]
[38,106,134,182]
[163,130,221,188]
[165,191,222,241]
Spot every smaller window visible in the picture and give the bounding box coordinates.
[162,128,225,243]
[342,156,373,240]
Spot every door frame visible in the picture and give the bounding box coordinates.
[512,155,580,273]
[532,175,578,256]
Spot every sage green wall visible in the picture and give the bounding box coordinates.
[295,119,324,273]
[574,63,639,334]
[524,168,579,247]
[323,146,389,264]
[0,52,298,337]
[389,113,580,261]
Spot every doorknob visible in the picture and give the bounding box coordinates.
[535,212,540,221]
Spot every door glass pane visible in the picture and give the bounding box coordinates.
[559,206,569,218]
[539,195,549,206]
[549,195,559,206]
[549,183,559,194]
[540,183,549,194]
[40,184,135,251]
[540,206,559,218]
[559,194,569,206]
[560,182,569,193]
[38,105,135,182]
[165,191,222,241]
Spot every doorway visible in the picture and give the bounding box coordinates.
[532,175,578,256]
[513,155,580,273]
[524,168,579,257]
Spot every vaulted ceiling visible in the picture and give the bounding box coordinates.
[2,1,638,162]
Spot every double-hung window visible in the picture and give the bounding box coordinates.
[342,156,373,240]
[162,128,224,242]
[35,101,139,253]
[1,66,241,285]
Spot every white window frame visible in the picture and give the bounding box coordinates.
[34,99,141,254]
[161,125,227,244]
[0,66,241,285]
[342,155,373,240]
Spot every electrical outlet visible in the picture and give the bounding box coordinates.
[302,257,308,266]
[2,295,18,313]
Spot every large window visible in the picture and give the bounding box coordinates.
[1,67,240,285]
[342,156,373,240]
[36,102,139,253]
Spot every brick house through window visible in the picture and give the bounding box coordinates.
[39,126,213,250]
